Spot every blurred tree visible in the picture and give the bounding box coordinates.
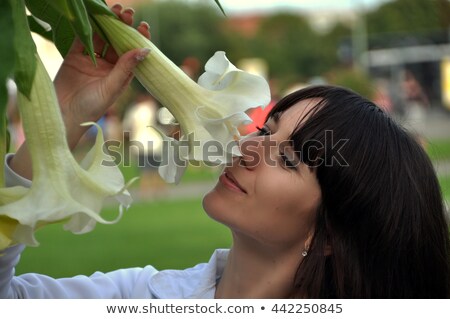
[132,2,346,89]
[252,13,336,84]
[322,22,352,68]
[133,0,226,67]
[436,0,450,29]
[366,0,450,47]
[129,0,447,95]
[326,67,375,99]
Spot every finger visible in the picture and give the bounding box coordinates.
[104,48,150,97]
[120,7,134,26]
[104,21,150,62]
[137,21,151,40]
[111,3,123,17]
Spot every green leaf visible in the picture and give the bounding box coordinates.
[83,0,115,17]
[27,16,52,42]
[213,0,226,16]
[25,0,75,57]
[83,0,116,47]
[11,0,37,98]
[0,0,15,117]
[53,17,76,58]
[25,0,95,62]
[48,0,74,19]
[67,0,95,64]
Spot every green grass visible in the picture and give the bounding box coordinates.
[427,139,450,161]
[15,198,231,278]
[440,175,450,201]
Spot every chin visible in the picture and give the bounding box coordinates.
[202,190,216,216]
[202,190,227,224]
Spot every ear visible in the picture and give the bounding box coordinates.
[304,229,314,250]
[305,229,333,256]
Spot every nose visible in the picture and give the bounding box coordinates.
[238,135,276,170]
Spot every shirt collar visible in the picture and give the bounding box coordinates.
[148,249,229,298]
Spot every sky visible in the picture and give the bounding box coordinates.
[206,0,393,15]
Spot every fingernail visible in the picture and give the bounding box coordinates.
[140,21,150,29]
[124,7,135,14]
[112,3,123,9]
[136,48,151,61]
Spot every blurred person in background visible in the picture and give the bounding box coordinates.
[123,93,165,197]
[400,69,430,149]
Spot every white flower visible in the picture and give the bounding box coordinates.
[0,55,134,249]
[94,15,271,183]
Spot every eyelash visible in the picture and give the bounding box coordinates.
[280,152,297,170]
[256,126,297,170]
[256,126,270,136]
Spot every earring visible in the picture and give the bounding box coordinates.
[302,243,310,257]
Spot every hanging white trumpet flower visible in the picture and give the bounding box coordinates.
[0,54,134,250]
[94,15,271,183]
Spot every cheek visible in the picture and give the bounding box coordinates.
[254,173,321,227]
[254,173,300,209]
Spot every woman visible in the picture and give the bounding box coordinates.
[1,5,449,298]
[205,86,450,298]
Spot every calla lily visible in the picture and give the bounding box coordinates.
[94,15,271,183]
[0,54,133,250]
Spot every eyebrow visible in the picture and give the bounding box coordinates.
[266,112,281,127]
[271,112,281,124]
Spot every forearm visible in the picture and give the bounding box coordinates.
[8,143,32,180]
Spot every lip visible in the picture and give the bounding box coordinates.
[219,170,247,194]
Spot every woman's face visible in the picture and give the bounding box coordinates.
[203,99,322,249]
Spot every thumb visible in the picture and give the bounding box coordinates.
[105,48,150,96]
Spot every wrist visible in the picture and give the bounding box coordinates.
[60,102,104,150]
[63,116,89,150]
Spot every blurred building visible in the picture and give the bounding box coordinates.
[362,32,450,111]
[227,15,262,37]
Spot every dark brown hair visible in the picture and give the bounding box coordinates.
[269,85,450,298]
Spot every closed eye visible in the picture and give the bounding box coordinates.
[280,152,297,170]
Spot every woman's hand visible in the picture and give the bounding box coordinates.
[10,4,151,179]
[55,4,151,148]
